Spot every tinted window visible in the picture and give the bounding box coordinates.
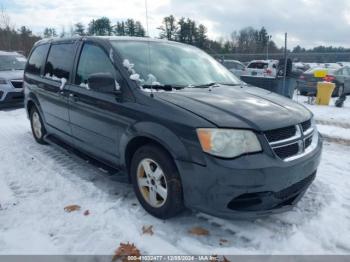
[248,62,268,69]
[44,43,75,80]
[75,43,118,86]
[26,44,49,75]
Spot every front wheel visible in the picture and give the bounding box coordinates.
[130,145,184,219]
[30,106,47,145]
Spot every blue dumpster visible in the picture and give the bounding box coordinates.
[240,76,296,98]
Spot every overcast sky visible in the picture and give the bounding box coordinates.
[2,0,350,48]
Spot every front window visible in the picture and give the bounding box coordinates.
[75,43,118,87]
[111,40,240,87]
[0,54,27,71]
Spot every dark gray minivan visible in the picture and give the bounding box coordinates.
[24,36,322,219]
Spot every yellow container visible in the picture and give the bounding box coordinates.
[316,82,335,105]
[314,69,327,78]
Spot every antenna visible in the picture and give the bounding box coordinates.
[144,0,154,97]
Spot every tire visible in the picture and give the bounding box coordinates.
[130,144,184,219]
[30,106,47,145]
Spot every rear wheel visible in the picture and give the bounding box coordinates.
[30,106,47,145]
[130,144,184,219]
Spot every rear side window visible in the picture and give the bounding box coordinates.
[248,62,268,69]
[75,43,119,86]
[26,44,49,75]
[44,43,75,80]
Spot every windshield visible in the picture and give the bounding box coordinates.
[111,40,240,87]
[0,55,27,71]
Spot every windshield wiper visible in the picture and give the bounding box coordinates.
[190,82,219,88]
[141,84,185,91]
[219,83,242,86]
[191,82,242,88]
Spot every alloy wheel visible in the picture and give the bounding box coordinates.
[137,158,168,208]
[32,111,42,139]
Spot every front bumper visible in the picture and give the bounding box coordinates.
[176,134,323,219]
[0,86,24,107]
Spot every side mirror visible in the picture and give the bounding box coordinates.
[87,73,121,94]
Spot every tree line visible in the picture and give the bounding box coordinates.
[1,8,349,57]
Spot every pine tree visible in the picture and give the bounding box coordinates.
[125,19,136,36]
[196,24,207,48]
[135,21,145,37]
[74,22,85,36]
[114,21,126,36]
[43,28,57,38]
[158,15,177,40]
[88,17,111,36]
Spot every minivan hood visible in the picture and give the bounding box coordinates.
[155,85,312,131]
[0,70,24,80]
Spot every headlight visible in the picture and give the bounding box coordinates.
[196,128,262,158]
[0,78,7,85]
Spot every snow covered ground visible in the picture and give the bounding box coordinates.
[0,97,350,255]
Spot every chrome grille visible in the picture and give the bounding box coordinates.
[301,120,311,132]
[274,143,300,159]
[264,119,316,161]
[304,135,313,149]
[265,126,296,143]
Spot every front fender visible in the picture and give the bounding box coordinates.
[119,121,206,168]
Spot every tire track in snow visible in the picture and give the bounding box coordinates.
[1,108,350,254]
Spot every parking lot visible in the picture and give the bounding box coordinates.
[1,96,350,255]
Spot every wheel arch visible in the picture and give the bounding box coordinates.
[26,93,45,121]
[119,121,205,179]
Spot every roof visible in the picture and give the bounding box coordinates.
[34,36,178,46]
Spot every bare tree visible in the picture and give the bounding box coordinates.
[0,5,12,29]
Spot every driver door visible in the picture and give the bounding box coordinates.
[68,42,127,164]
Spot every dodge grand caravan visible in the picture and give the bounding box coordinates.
[24,37,322,219]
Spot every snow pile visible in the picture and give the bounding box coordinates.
[123,59,143,83]
[145,74,162,86]
[123,59,136,75]
[44,74,67,90]
[317,125,350,141]
[294,94,350,123]
[122,59,166,92]
[109,49,114,63]
[130,73,141,81]
[59,78,67,91]
[79,82,90,90]
[293,94,350,142]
